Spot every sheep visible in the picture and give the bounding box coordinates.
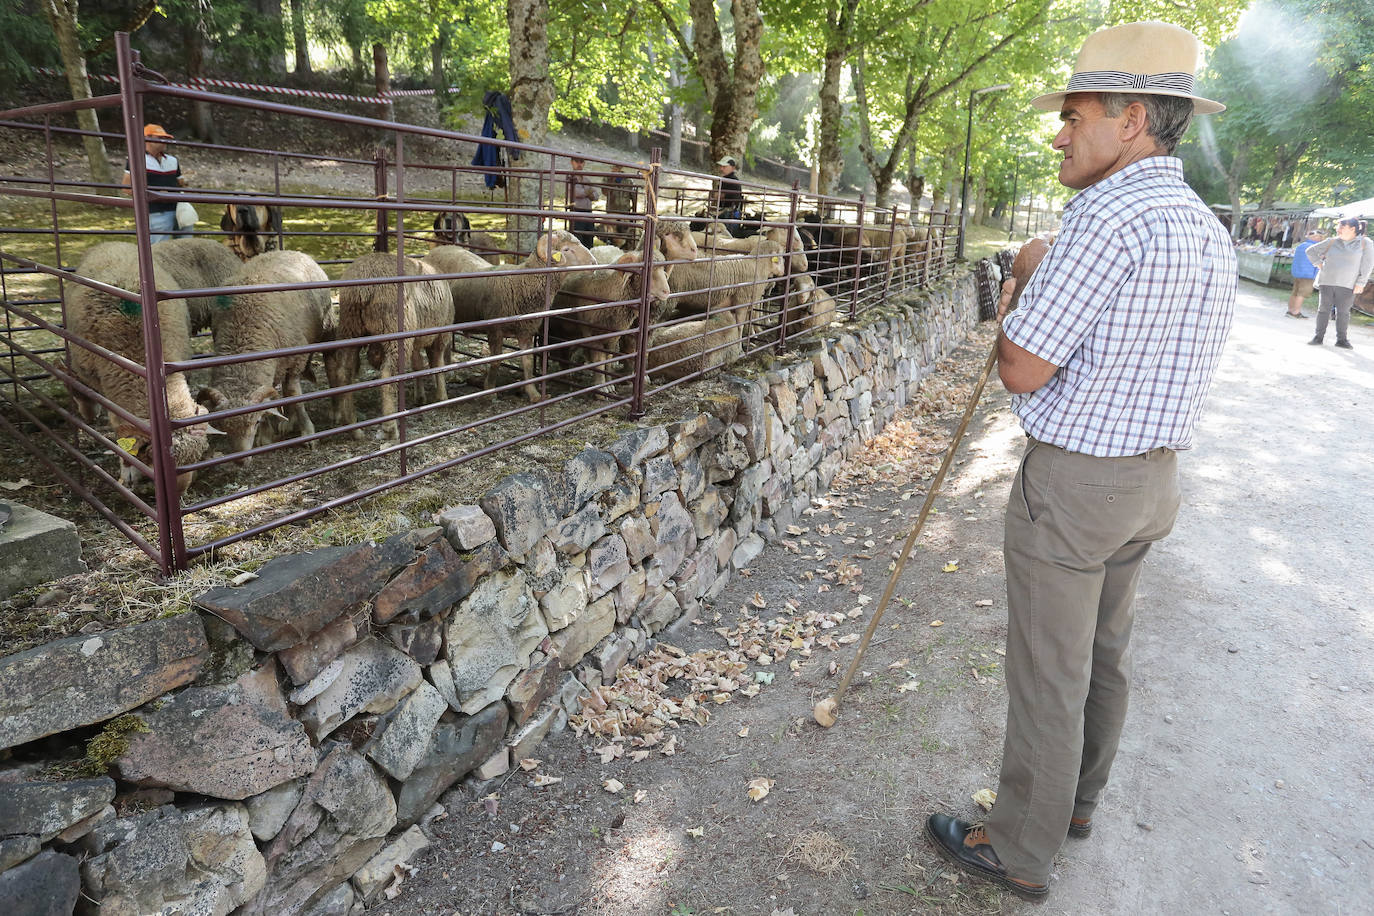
[336,251,455,440]
[692,230,808,276]
[550,251,672,378]
[148,237,243,336]
[646,313,743,381]
[668,239,787,325]
[64,241,214,496]
[588,223,698,272]
[196,250,342,461]
[779,274,839,335]
[220,204,284,260]
[431,211,471,246]
[435,229,594,404]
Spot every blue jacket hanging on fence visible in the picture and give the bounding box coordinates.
[473,91,520,189]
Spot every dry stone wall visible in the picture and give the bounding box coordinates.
[0,273,980,914]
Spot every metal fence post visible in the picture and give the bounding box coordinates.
[115,32,184,574]
[777,180,802,354]
[629,148,662,419]
[850,194,866,319]
[880,205,899,303]
[374,151,388,247]
[393,128,409,472]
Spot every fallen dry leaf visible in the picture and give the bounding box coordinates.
[888,658,910,669]
[898,680,921,693]
[597,744,624,764]
[634,789,649,804]
[738,727,749,737]
[629,750,650,762]
[529,774,562,787]
[972,788,997,811]
[518,758,541,772]
[751,592,768,608]
[661,735,677,756]
[942,561,960,573]
[747,777,774,802]
[686,826,705,838]
[929,620,944,628]
[0,478,32,491]
[975,598,994,607]
[602,778,625,794]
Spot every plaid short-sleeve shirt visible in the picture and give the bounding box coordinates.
[1002,157,1236,457]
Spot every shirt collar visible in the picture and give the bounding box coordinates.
[1063,156,1182,216]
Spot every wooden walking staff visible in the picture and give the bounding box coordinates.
[814,238,1050,728]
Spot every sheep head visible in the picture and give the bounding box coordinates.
[534,230,595,269]
[613,252,672,310]
[113,404,215,497]
[198,384,285,463]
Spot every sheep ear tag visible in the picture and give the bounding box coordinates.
[552,251,562,263]
[116,437,138,454]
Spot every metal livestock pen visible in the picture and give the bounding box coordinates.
[0,35,959,573]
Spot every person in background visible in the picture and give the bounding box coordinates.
[1286,229,1324,318]
[568,156,600,249]
[924,21,1236,901]
[121,123,188,244]
[715,156,744,224]
[1305,217,1374,349]
[602,163,638,249]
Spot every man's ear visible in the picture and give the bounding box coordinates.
[1119,101,1151,143]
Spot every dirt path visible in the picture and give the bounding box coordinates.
[400,283,1371,916]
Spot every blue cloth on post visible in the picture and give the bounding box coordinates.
[472,91,520,190]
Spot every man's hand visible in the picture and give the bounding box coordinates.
[1357,284,1367,296]
[999,237,1050,319]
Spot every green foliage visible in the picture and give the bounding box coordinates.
[0,1,60,90]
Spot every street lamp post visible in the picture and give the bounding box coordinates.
[957,83,1010,260]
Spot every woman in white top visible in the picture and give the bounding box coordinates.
[1306,217,1374,350]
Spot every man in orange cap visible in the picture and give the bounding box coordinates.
[122,123,189,243]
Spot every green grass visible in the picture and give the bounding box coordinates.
[962,220,1041,262]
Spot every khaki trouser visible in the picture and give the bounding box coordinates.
[986,437,1181,882]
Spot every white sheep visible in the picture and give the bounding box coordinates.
[551,251,672,378]
[196,250,342,460]
[646,313,743,381]
[668,239,787,323]
[336,251,455,440]
[64,241,214,496]
[148,237,243,336]
[435,230,594,404]
[781,274,839,335]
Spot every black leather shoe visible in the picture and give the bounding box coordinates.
[924,813,1048,900]
[1308,336,1324,345]
[1067,816,1092,839]
[1335,339,1354,350]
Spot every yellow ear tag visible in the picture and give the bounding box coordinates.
[117,437,138,453]
[772,257,780,265]
[552,251,562,263]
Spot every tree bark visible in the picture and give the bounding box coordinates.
[39,0,115,192]
[253,0,288,75]
[816,0,859,196]
[507,0,555,249]
[184,10,218,144]
[431,20,449,99]
[1259,141,1309,212]
[373,42,390,122]
[290,0,312,75]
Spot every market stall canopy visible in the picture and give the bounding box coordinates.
[1311,197,1374,219]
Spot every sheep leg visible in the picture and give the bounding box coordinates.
[516,332,541,404]
[377,339,401,440]
[484,329,504,391]
[283,371,315,445]
[322,347,349,427]
[335,346,364,440]
[425,334,450,405]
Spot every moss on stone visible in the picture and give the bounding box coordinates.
[77,714,150,777]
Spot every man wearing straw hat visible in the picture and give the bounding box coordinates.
[925,22,1237,899]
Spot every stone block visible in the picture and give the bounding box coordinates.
[563,447,618,510]
[731,462,769,523]
[196,531,434,652]
[473,750,509,780]
[638,587,681,635]
[116,664,316,800]
[385,616,445,666]
[245,778,305,842]
[395,703,507,828]
[550,594,615,668]
[0,777,114,843]
[373,537,507,626]
[607,425,668,469]
[444,569,546,714]
[0,503,85,599]
[641,455,678,500]
[594,633,633,684]
[732,533,765,570]
[0,835,40,873]
[690,486,728,539]
[363,680,448,781]
[479,472,561,556]
[619,515,656,565]
[678,449,706,503]
[647,492,696,588]
[770,380,798,426]
[0,612,207,751]
[298,638,423,740]
[0,850,80,916]
[352,825,431,904]
[505,652,564,726]
[615,568,647,625]
[193,613,257,688]
[670,412,725,463]
[78,804,264,916]
[849,389,874,426]
[299,883,356,916]
[587,534,631,598]
[250,746,394,916]
[277,612,360,686]
[435,504,496,550]
[725,376,766,460]
[550,503,607,555]
[598,479,640,522]
[540,566,589,631]
[507,701,561,763]
[703,426,750,483]
[713,528,738,570]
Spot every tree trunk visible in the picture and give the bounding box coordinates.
[1259,141,1309,211]
[679,0,764,164]
[39,0,115,192]
[507,0,555,249]
[373,43,390,122]
[816,0,859,196]
[431,21,448,99]
[253,0,288,75]
[184,15,218,144]
[290,0,311,75]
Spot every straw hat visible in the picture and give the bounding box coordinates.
[1031,21,1224,115]
[144,123,174,139]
